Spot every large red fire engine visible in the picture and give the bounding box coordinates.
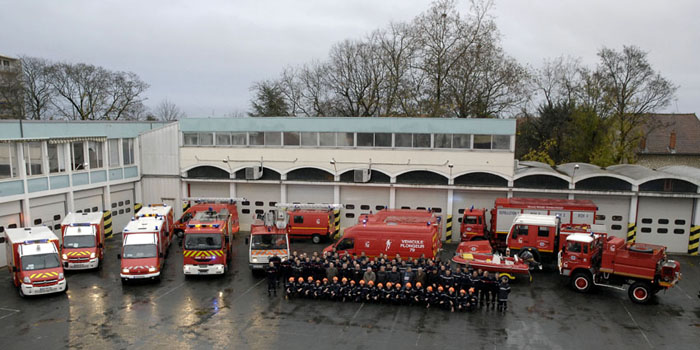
[182,206,235,275]
[559,232,681,304]
[175,198,241,238]
[246,209,291,272]
[460,197,598,249]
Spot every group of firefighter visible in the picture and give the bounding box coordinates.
[265,251,511,312]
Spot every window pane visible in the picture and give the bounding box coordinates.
[357,133,373,147]
[122,139,134,165]
[88,141,103,169]
[375,133,392,147]
[395,134,411,147]
[231,133,247,145]
[183,133,198,146]
[199,133,213,146]
[283,132,300,146]
[414,134,431,148]
[492,135,510,150]
[72,142,85,170]
[24,142,43,175]
[264,132,281,146]
[473,135,492,149]
[0,143,18,178]
[301,132,317,146]
[249,132,264,145]
[337,133,353,147]
[319,132,336,146]
[434,134,451,148]
[48,143,66,173]
[108,139,120,167]
[216,133,231,146]
[453,134,471,149]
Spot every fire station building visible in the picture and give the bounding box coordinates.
[1,117,699,263]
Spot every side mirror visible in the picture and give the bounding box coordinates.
[117,254,121,260]
[245,237,249,245]
[12,266,19,272]
[98,243,103,249]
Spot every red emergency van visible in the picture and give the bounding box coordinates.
[118,216,169,283]
[5,227,67,297]
[60,212,105,270]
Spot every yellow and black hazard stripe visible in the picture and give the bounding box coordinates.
[333,209,341,240]
[183,201,191,212]
[688,225,699,256]
[183,250,224,258]
[446,214,453,243]
[626,223,636,243]
[65,251,91,256]
[103,210,113,238]
[134,202,143,214]
[29,272,59,279]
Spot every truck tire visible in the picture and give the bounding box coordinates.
[571,271,592,293]
[628,282,652,304]
[311,234,322,244]
[18,288,25,298]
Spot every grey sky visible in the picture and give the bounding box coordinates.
[2,0,698,117]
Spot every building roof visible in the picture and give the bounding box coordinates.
[638,113,700,155]
[0,120,169,141]
[179,117,516,135]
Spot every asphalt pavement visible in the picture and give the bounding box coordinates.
[0,233,699,350]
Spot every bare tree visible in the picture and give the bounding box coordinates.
[154,98,185,121]
[374,22,420,116]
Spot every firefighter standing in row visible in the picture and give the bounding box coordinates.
[497,276,511,312]
[266,262,278,297]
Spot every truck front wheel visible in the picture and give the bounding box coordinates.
[571,271,592,293]
[628,282,652,304]
[311,234,322,244]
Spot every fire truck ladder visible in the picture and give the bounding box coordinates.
[273,203,344,210]
[182,197,248,204]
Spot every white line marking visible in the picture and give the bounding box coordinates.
[153,282,185,301]
[342,303,364,331]
[0,307,20,320]
[231,279,265,303]
[675,285,693,300]
[622,303,653,349]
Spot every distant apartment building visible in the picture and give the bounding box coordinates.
[0,54,22,119]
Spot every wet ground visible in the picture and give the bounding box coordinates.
[0,233,699,350]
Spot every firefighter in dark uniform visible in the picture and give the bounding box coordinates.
[467,287,478,311]
[295,277,305,297]
[497,276,512,312]
[383,282,394,303]
[303,276,314,298]
[403,283,415,306]
[456,289,468,312]
[266,262,278,296]
[280,257,292,285]
[412,282,424,305]
[436,286,446,309]
[321,278,331,300]
[312,279,323,299]
[443,287,457,312]
[481,271,497,309]
[364,280,375,302]
[347,280,357,302]
[285,277,296,299]
[372,282,383,303]
[424,286,436,309]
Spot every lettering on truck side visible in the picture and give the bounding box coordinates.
[400,239,425,252]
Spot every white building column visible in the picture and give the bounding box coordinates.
[389,186,396,209]
[280,184,287,203]
[229,182,237,198]
[333,184,340,204]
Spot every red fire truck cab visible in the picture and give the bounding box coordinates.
[182,207,235,275]
[60,212,105,270]
[559,233,681,304]
[247,210,291,271]
[4,227,67,297]
[119,216,169,283]
[324,209,442,259]
[175,198,241,238]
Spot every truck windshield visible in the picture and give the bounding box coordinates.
[184,234,222,250]
[63,235,95,248]
[123,244,157,259]
[251,234,287,250]
[22,253,60,271]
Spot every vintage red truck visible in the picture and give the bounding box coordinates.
[182,206,235,275]
[246,209,291,272]
[4,227,67,297]
[175,198,241,238]
[324,209,442,259]
[460,197,598,249]
[60,212,105,270]
[559,232,681,304]
[118,216,169,283]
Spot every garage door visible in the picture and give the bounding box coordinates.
[339,186,390,230]
[287,184,334,204]
[236,183,281,231]
[188,182,230,198]
[577,195,630,239]
[29,194,66,238]
[0,201,22,268]
[452,190,507,237]
[74,188,103,215]
[110,189,135,234]
[636,197,692,253]
[396,187,448,236]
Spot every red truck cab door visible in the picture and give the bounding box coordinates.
[334,237,355,255]
[534,226,556,253]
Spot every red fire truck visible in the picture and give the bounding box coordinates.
[5,227,67,297]
[559,232,681,304]
[460,197,598,249]
[175,198,241,238]
[277,203,341,244]
[182,207,235,275]
[246,209,290,272]
[60,212,105,270]
[118,216,169,283]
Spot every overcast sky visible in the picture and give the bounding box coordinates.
[2,0,699,117]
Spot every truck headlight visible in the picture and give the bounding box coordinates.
[148,267,157,272]
[90,252,96,259]
[62,254,68,260]
[58,273,64,280]
[252,257,258,263]
[122,268,129,274]
[23,277,31,284]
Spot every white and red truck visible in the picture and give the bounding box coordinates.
[135,204,175,250]
[60,212,105,270]
[4,227,67,297]
[118,216,169,283]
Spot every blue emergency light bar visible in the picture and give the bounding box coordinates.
[70,223,92,227]
[24,239,49,244]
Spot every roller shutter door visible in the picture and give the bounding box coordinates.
[287,184,334,204]
[395,187,447,237]
[236,183,281,231]
[74,188,103,215]
[0,201,22,268]
[110,189,135,234]
[452,190,507,237]
[339,186,390,230]
[576,195,629,239]
[636,197,692,253]
[188,182,230,198]
[29,194,66,238]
